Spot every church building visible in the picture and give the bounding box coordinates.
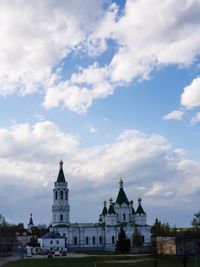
[42,161,151,251]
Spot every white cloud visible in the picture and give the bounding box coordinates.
[0,0,105,96]
[0,120,79,161]
[174,148,187,158]
[43,80,114,113]
[108,0,200,83]
[163,110,184,121]
[181,77,200,109]
[89,126,98,134]
[191,112,200,125]
[47,0,200,112]
[2,1,200,112]
[71,63,108,85]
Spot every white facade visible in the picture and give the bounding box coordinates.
[38,232,66,252]
[43,162,151,252]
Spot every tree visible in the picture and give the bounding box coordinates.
[27,237,39,247]
[0,214,6,226]
[116,225,130,253]
[151,218,172,237]
[132,227,142,247]
[192,212,200,230]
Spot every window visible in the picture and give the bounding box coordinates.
[142,236,145,244]
[86,236,89,245]
[112,236,115,244]
[60,190,63,199]
[60,214,63,221]
[66,191,68,200]
[55,191,57,200]
[56,240,59,244]
[74,237,77,245]
[50,240,53,245]
[99,236,102,244]
[123,213,126,221]
[92,236,95,245]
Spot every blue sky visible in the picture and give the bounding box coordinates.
[1,0,200,228]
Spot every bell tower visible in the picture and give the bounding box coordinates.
[52,161,70,226]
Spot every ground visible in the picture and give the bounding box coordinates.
[1,253,200,267]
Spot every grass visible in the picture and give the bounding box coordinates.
[3,254,200,267]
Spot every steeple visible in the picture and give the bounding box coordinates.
[136,197,145,214]
[116,178,129,206]
[57,160,66,183]
[28,213,34,229]
[108,198,115,214]
[101,200,108,216]
[52,161,70,226]
[130,200,135,215]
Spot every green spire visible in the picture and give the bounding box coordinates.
[116,178,129,206]
[57,160,66,183]
[28,213,33,225]
[136,198,145,214]
[130,200,135,215]
[102,200,108,216]
[108,198,115,214]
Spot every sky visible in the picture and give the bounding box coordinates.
[1,0,200,228]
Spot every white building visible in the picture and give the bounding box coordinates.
[38,232,66,253]
[41,161,151,252]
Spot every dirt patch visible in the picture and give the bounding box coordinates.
[103,258,152,264]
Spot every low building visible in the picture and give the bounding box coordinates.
[157,237,176,255]
[157,236,200,255]
[16,230,36,247]
[38,232,66,253]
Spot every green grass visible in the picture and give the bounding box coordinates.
[3,255,200,267]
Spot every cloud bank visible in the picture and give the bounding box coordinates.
[1,1,200,112]
[0,120,200,224]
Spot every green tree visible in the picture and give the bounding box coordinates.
[151,218,172,237]
[27,236,39,247]
[132,227,142,247]
[0,214,6,226]
[116,225,130,253]
[192,211,200,230]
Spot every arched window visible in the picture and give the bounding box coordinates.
[60,190,63,199]
[60,214,63,221]
[86,236,89,245]
[66,191,68,200]
[99,236,102,244]
[74,237,77,245]
[112,236,115,244]
[55,191,57,200]
[92,236,95,245]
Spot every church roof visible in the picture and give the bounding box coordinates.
[108,204,115,214]
[101,200,107,216]
[136,198,145,214]
[132,207,136,215]
[108,198,115,215]
[102,206,107,216]
[130,200,135,215]
[28,213,34,226]
[116,178,129,206]
[41,232,64,239]
[57,160,66,183]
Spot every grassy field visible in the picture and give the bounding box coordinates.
[3,255,200,267]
